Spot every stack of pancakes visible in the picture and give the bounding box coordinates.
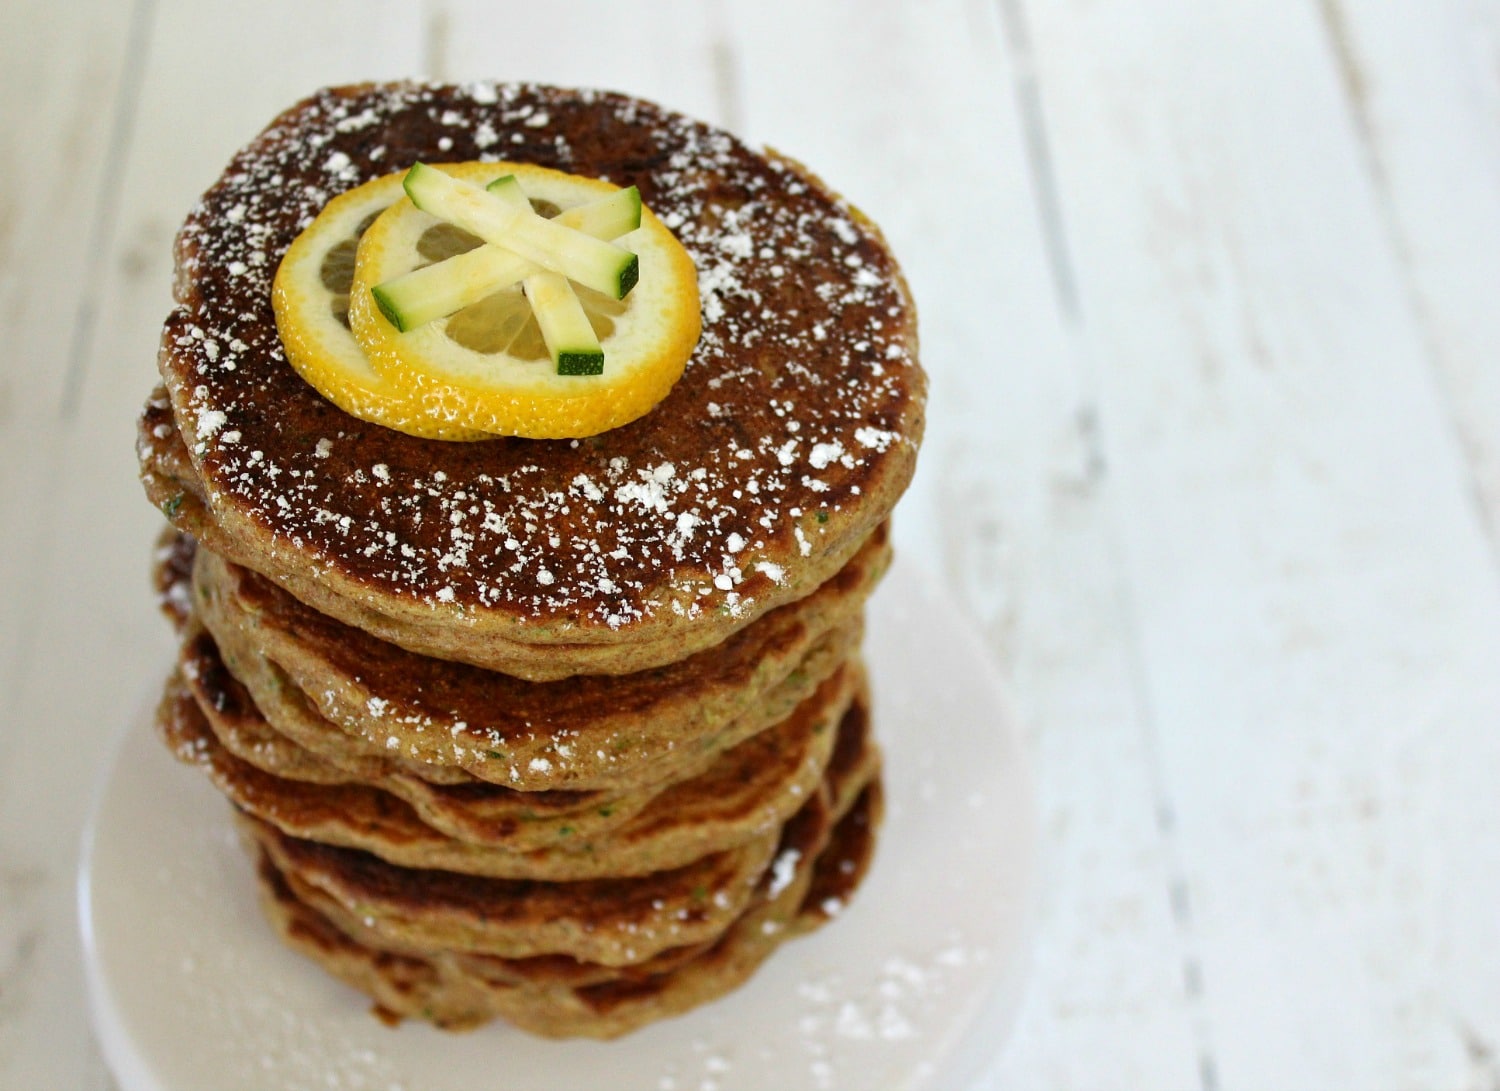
[136,83,924,1038]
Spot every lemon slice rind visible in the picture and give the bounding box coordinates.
[349,162,701,440]
[271,172,489,442]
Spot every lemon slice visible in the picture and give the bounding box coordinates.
[371,174,645,375]
[348,161,701,440]
[271,172,488,440]
[402,161,640,299]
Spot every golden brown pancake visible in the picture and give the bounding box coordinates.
[155,527,873,803]
[189,522,885,790]
[159,661,859,878]
[176,622,360,786]
[139,83,924,676]
[268,692,877,997]
[242,811,778,967]
[252,761,883,1037]
[136,82,916,1040]
[203,583,861,797]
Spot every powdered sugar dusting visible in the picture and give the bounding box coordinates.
[157,82,924,631]
[640,926,994,1090]
[766,847,801,899]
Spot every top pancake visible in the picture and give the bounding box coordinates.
[148,82,924,665]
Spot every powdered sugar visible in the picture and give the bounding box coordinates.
[157,82,924,631]
[766,847,801,899]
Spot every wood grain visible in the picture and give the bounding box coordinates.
[0,3,423,1088]
[1316,0,1500,560]
[3,1,1499,1087]
[1020,0,1500,1086]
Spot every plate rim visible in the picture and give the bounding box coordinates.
[78,556,1039,1091]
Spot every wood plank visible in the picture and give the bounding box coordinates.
[1313,0,1500,560]
[0,4,136,1089]
[434,0,725,128]
[722,1,1204,1085]
[0,0,138,714]
[0,4,424,1087]
[0,0,137,419]
[1023,0,1500,1085]
[8,4,1496,1087]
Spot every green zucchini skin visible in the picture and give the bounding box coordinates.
[404,162,639,299]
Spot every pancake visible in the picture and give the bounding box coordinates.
[151,526,195,630]
[159,661,858,878]
[253,761,882,1037]
[140,82,924,676]
[136,81,917,1041]
[203,578,861,796]
[178,617,861,854]
[239,687,880,971]
[176,623,359,786]
[189,521,886,790]
[273,692,876,997]
[177,625,636,842]
[204,600,863,799]
[242,810,778,967]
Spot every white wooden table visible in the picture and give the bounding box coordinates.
[4,2,1499,1088]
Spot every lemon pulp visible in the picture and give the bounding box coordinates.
[409,217,628,359]
[270,172,489,441]
[349,162,701,440]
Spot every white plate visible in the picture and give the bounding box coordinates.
[79,559,1037,1091]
